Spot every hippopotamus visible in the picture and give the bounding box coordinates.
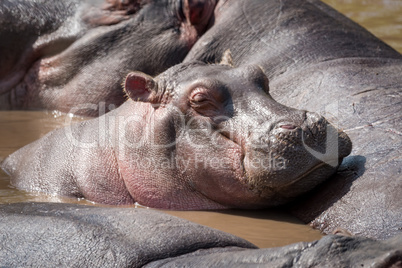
[1,202,401,267]
[0,0,216,115]
[1,58,352,209]
[185,0,402,238]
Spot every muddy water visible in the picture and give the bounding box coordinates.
[322,0,402,53]
[164,210,322,248]
[0,1,401,249]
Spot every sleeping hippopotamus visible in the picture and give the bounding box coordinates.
[185,0,402,238]
[0,0,216,115]
[1,58,352,209]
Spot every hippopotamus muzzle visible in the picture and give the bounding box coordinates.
[243,110,352,205]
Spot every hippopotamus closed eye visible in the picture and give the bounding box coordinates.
[1,57,352,209]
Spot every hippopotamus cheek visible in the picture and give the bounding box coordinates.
[177,136,254,203]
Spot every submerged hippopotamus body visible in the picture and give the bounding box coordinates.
[185,0,402,238]
[2,58,351,209]
[0,0,216,115]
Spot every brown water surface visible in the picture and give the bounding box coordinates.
[322,0,402,53]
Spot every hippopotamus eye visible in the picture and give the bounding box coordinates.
[190,87,210,103]
[191,92,208,103]
[189,87,223,117]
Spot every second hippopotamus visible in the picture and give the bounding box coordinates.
[0,0,217,115]
[2,58,352,209]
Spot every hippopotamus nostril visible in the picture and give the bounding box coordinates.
[279,124,297,130]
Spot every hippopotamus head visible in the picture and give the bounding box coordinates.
[118,57,352,209]
[1,55,352,209]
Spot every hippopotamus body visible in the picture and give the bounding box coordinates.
[185,0,402,238]
[0,0,216,115]
[1,202,402,267]
[1,58,352,209]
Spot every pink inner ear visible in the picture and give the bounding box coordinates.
[186,0,216,28]
[125,73,151,101]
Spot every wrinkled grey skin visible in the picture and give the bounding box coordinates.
[0,202,255,267]
[150,234,402,268]
[0,0,216,115]
[1,203,401,268]
[1,60,351,209]
[185,0,402,239]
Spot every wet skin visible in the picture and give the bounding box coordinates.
[0,0,216,115]
[185,0,402,238]
[0,0,399,238]
[1,61,351,209]
[1,202,401,267]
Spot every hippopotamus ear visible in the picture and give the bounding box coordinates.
[124,72,159,103]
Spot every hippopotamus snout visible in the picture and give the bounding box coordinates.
[244,110,352,204]
[250,110,351,160]
[272,111,351,159]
